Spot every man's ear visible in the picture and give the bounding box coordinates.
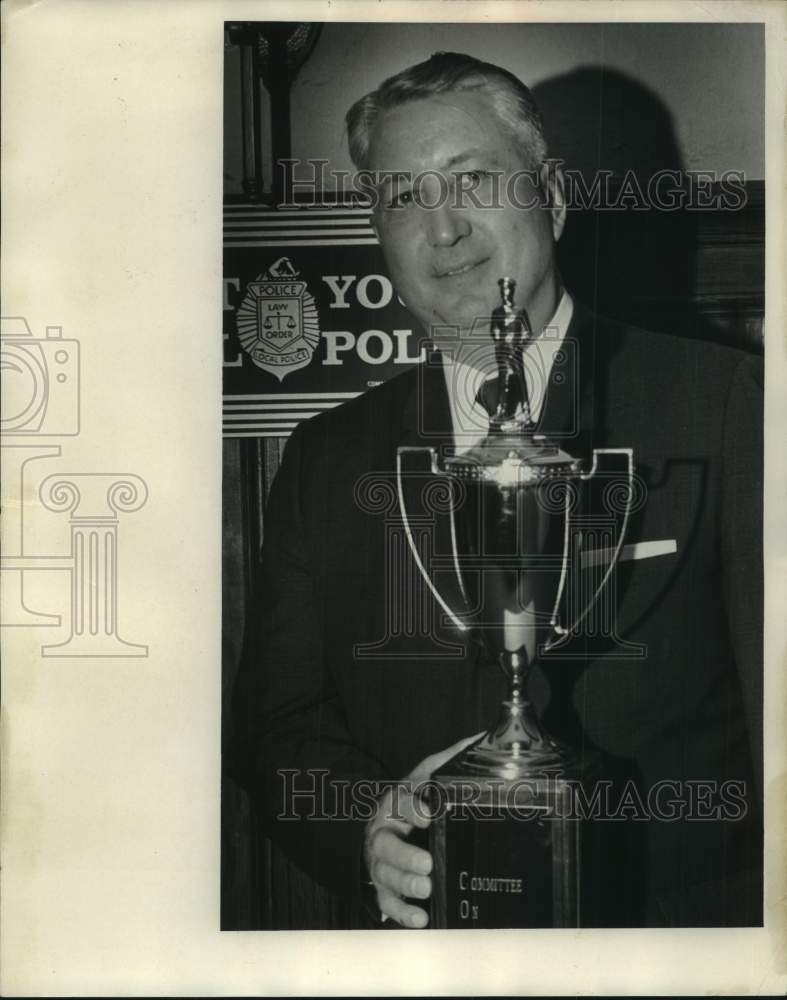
[541,160,567,243]
[369,196,383,242]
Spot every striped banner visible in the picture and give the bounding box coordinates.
[222,391,361,438]
[224,202,378,249]
[223,200,416,439]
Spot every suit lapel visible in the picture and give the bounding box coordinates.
[398,349,453,449]
[538,298,598,459]
[393,354,480,660]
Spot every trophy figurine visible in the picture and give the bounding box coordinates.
[396,277,635,928]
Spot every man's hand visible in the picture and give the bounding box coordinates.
[364,733,483,928]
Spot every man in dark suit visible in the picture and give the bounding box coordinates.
[232,52,762,929]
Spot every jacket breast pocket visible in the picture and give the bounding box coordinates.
[614,549,683,632]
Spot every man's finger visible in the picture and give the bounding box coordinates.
[372,860,431,900]
[370,827,432,875]
[410,731,486,781]
[377,886,429,929]
[380,783,433,829]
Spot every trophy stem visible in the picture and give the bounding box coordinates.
[463,647,573,776]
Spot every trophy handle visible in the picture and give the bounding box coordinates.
[544,447,634,652]
[396,447,471,636]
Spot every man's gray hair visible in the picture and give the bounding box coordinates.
[346,51,548,171]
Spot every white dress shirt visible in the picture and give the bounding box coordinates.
[442,290,574,453]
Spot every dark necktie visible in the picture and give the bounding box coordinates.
[476,369,531,426]
[476,376,500,418]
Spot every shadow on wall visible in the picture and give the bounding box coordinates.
[532,66,759,350]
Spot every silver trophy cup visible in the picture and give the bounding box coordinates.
[396,278,635,927]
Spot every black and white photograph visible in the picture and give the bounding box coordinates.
[3,3,785,995]
[221,21,765,932]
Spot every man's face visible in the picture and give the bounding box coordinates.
[367,89,565,345]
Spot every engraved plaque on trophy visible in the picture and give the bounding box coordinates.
[397,278,635,928]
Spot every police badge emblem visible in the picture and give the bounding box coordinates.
[236,257,320,382]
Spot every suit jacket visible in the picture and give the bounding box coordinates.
[231,302,763,927]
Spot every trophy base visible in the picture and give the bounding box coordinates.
[458,682,578,779]
[430,738,589,928]
[459,732,574,778]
